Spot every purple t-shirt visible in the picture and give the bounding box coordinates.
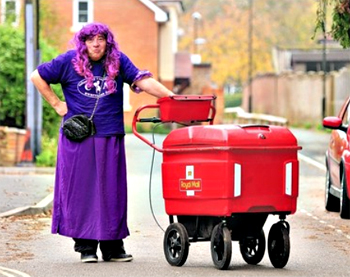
[38,50,150,136]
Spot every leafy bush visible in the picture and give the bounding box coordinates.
[0,25,26,128]
[0,25,63,166]
[35,135,57,167]
[0,25,62,137]
[224,92,242,108]
[125,122,172,134]
[36,39,63,138]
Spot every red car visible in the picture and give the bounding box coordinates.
[323,96,350,219]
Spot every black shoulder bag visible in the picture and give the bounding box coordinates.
[62,95,100,142]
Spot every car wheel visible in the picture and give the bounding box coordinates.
[340,171,350,219]
[325,167,340,212]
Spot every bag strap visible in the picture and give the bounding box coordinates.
[89,71,106,121]
[89,97,99,121]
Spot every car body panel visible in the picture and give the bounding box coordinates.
[323,96,350,208]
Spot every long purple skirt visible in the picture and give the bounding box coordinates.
[51,133,130,241]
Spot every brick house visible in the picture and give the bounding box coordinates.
[1,0,186,126]
[1,0,223,126]
[1,0,225,165]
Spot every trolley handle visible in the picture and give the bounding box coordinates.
[139,117,162,123]
[132,104,164,152]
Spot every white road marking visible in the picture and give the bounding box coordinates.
[0,266,31,277]
[298,153,326,172]
[298,151,350,241]
[0,269,13,277]
[300,208,350,240]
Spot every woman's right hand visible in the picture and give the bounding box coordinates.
[53,101,68,117]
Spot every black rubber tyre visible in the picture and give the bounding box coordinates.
[210,223,232,270]
[340,170,350,219]
[163,223,189,266]
[268,222,290,268]
[239,229,266,265]
[325,168,340,212]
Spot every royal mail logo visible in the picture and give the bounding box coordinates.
[179,179,202,191]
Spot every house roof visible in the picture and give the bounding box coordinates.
[292,49,350,63]
[138,0,168,22]
[152,0,185,12]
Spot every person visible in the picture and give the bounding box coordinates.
[30,22,174,263]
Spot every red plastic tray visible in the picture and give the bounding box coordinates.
[157,95,215,122]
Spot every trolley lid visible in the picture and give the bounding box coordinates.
[163,124,301,150]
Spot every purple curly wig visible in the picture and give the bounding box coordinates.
[71,22,121,93]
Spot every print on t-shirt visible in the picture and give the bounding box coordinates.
[77,75,116,98]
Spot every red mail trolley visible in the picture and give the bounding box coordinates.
[132,95,301,270]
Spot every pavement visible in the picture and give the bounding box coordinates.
[0,128,331,218]
[0,166,55,217]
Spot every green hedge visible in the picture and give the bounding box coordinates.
[0,25,26,128]
[0,24,62,137]
[224,92,242,108]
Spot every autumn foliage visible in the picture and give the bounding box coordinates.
[179,0,320,87]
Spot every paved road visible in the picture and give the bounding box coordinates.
[2,129,350,277]
[290,127,329,164]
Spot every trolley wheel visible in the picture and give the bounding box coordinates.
[268,222,290,268]
[163,222,189,267]
[239,229,266,265]
[210,223,232,270]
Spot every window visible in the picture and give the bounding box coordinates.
[78,1,88,23]
[1,0,20,26]
[72,0,93,31]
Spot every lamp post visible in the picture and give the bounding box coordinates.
[192,12,206,64]
[192,12,201,55]
[248,0,253,113]
[25,0,41,162]
[322,2,327,119]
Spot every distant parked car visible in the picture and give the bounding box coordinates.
[323,96,350,219]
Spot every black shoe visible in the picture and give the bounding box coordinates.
[103,253,133,262]
[81,252,98,263]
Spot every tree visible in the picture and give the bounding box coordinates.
[314,0,350,48]
[179,0,320,87]
[0,24,62,137]
[0,25,26,128]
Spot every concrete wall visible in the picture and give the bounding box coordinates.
[242,68,350,126]
[333,67,350,115]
